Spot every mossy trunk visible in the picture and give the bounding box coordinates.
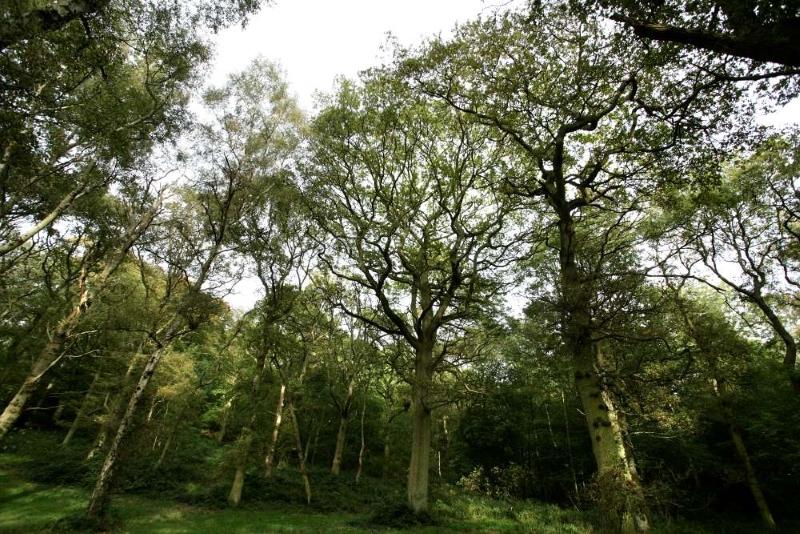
[331,379,355,476]
[407,342,433,513]
[288,398,312,504]
[712,378,776,529]
[574,342,648,533]
[228,427,253,506]
[264,383,285,478]
[355,399,366,484]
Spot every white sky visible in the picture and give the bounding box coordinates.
[209,0,500,113]
[209,0,800,311]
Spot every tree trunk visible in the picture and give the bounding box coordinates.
[750,293,799,392]
[331,379,355,475]
[86,346,166,521]
[218,397,233,443]
[729,426,776,529]
[1,200,159,442]
[86,356,138,461]
[355,398,366,484]
[154,428,174,470]
[331,415,349,475]
[712,378,776,529]
[574,341,649,534]
[288,399,312,504]
[229,351,268,503]
[0,270,89,440]
[62,370,100,446]
[558,210,648,533]
[264,383,285,478]
[228,425,253,507]
[228,466,246,507]
[407,343,433,513]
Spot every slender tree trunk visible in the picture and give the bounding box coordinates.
[228,425,253,506]
[86,345,166,521]
[331,379,355,475]
[62,370,100,446]
[228,466,246,507]
[712,378,776,529]
[729,426,775,529]
[0,270,89,440]
[1,200,159,442]
[331,416,349,475]
[287,398,311,505]
[229,352,268,504]
[264,383,286,478]
[52,401,65,424]
[218,397,233,443]
[309,423,321,468]
[0,182,90,258]
[355,398,366,484]
[87,356,138,461]
[750,293,799,392]
[154,429,174,470]
[407,343,433,513]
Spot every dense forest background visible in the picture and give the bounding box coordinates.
[1,1,800,533]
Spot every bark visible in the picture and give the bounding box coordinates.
[749,294,799,391]
[355,398,366,484]
[154,428,173,470]
[218,397,233,443]
[229,351,268,504]
[264,383,285,478]
[574,341,649,534]
[712,378,776,529]
[86,345,166,521]
[62,370,100,446]
[559,210,648,533]
[227,426,253,506]
[0,199,159,441]
[407,342,433,513]
[0,268,89,440]
[0,183,89,257]
[288,399,312,504]
[611,15,800,67]
[87,356,138,461]
[730,427,775,529]
[85,215,222,521]
[331,378,355,475]
[228,466,246,507]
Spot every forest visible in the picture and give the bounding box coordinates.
[1,1,800,533]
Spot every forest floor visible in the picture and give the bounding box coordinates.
[0,432,787,533]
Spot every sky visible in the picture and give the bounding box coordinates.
[209,0,503,112]
[210,0,800,311]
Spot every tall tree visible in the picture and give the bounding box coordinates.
[308,76,518,512]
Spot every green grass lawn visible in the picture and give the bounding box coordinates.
[0,456,593,533]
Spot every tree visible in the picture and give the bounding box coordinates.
[308,76,519,512]
[398,3,747,530]
[589,0,800,68]
[659,134,800,391]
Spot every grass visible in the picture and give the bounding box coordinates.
[0,430,787,533]
[0,459,592,533]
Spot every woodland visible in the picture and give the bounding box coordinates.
[1,1,800,533]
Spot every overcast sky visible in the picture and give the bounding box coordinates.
[209,0,504,112]
[210,1,799,311]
